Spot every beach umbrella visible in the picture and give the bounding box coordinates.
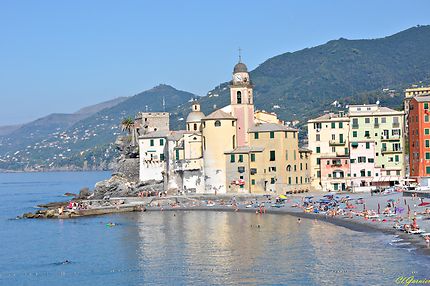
[418,202,430,207]
[279,194,287,199]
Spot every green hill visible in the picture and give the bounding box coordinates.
[2,25,430,171]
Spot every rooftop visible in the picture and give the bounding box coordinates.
[308,112,349,123]
[224,146,264,154]
[249,123,297,133]
[202,109,236,121]
[413,95,430,102]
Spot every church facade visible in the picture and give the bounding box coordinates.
[138,60,312,194]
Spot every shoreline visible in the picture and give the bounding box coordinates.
[143,205,430,256]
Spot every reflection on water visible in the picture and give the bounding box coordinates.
[1,171,430,286]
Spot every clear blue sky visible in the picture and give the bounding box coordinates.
[1,0,429,125]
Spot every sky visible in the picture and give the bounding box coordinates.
[1,0,430,126]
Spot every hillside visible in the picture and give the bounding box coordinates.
[2,25,430,171]
[182,25,430,127]
[0,85,195,171]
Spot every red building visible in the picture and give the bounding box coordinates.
[409,96,430,185]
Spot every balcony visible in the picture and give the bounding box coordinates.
[329,140,346,146]
[381,135,401,141]
[381,148,403,154]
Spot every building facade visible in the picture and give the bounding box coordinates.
[409,96,430,186]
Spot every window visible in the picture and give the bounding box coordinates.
[295,177,298,184]
[350,159,356,163]
[300,163,303,170]
[160,139,164,146]
[316,147,320,154]
[358,157,366,163]
[270,131,275,138]
[285,150,288,160]
[426,129,430,135]
[368,158,374,163]
[250,168,257,175]
[316,134,320,141]
[339,122,343,128]
[270,150,276,161]
[237,91,242,104]
[271,178,276,184]
[160,154,165,161]
[426,115,429,123]
[294,165,297,171]
[381,117,386,123]
[365,131,370,138]
[426,152,430,160]
[331,134,336,140]
[426,166,430,174]
[426,140,430,148]
[331,122,335,128]
[232,121,235,126]
[316,158,320,165]
[269,166,277,172]
[230,154,235,163]
[193,123,197,131]
[238,154,243,162]
[251,153,255,162]
[238,166,245,173]
[285,132,288,138]
[254,132,259,139]
[353,131,357,138]
[367,171,371,177]
[232,135,235,149]
[425,103,429,110]
[214,120,221,127]
[365,118,370,124]
[175,149,180,160]
[251,179,255,185]
[150,139,154,146]
[339,134,344,143]
[366,142,370,149]
[352,118,358,126]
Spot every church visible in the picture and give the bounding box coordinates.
[138,59,312,194]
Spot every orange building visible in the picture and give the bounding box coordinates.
[409,96,430,185]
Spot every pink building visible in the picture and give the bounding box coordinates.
[349,141,381,191]
[320,156,350,191]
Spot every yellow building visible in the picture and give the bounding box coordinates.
[202,110,237,194]
[225,123,311,194]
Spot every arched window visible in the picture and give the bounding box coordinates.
[237,91,242,104]
[232,135,236,149]
[286,165,291,172]
[194,105,197,110]
[193,123,197,131]
[214,120,221,127]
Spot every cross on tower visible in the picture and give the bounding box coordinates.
[238,47,242,63]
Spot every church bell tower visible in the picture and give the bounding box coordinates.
[230,55,255,147]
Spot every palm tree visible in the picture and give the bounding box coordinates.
[121,117,134,133]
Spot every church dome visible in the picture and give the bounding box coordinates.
[233,62,248,73]
[186,111,205,123]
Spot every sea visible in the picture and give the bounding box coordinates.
[1,171,429,286]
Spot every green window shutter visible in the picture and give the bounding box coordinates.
[427,166,430,174]
[339,134,344,143]
[425,103,429,110]
[239,154,243,162]
[426,115,429,123]
[353,131,357,138]
[270,131,275,138]
[254,132,259,139]
[316,147,320,153]
[150,139,154,146]
[251,153,255,162]
[270,150,276,161]
[230,154,235,163]
[251,179,255,185]
[339,122,343,128]
[160,139,164,146]
[426,153,430,160]
[367,171,371,177]
[395,155,399,162]
[160,154,165,161]
[316,158,320,165]
[426,140,430,148]
[331,122,335,128]
[366,142,370,149]
[426,129,430,135]
[288,177,292,184]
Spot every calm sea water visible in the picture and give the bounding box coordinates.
[1,171,430,286]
